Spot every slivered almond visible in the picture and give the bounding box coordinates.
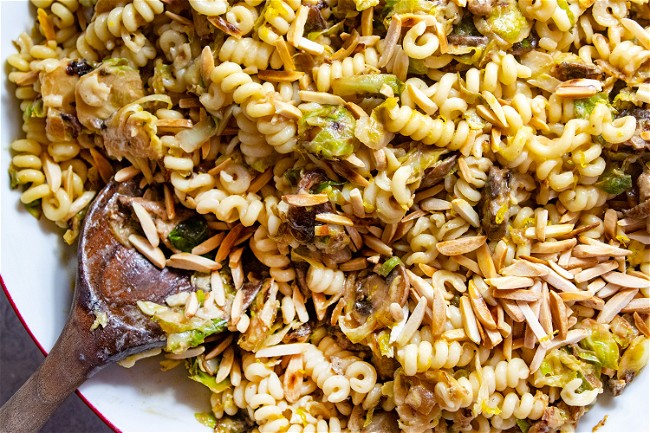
[565,256,600,270]
[178,98,200,108]
[297,37,325,55]
[597,289,639,324]
[460,296,481,344]
[436,235,486,256]
[363,234,392,256]
[476,244,497,279]
[573,244,631,258]
[156,118,193,133]
[451,198,480,228]
[500,299,525,322]
[469,280,497,330]
[407,83,438,115]
[131,202,159,248]
[248,169,273,195]
[192,232,226,256]
[167,253,221,273]
[597,283,621,299]
[215,223,243,263]
[574,261,619,283]
[275,101,303,119]
[283,193,329,206]
[530,238,577,254]
[442,328,467,341]
[579,297,605,310]
[604,209,618,240]
[558,291,596,302]
[539,286,553,335]
[555,79,602,98]
[526,261,579,292]
[487,276,534,290]
[114,166,141,183]
[602,271,650,289]
[258,70,305,82]
[402,209,427,222]
[501,260,548,277]
[634,312,650,338]
[206,14,242,37]
[299,90,346,105]
[421,198,451,211]
[431,285,446,336]
[621,298,650,314]
[547,260,574,280]
[452,255,482,276]
[518,301,551,346]
[331,161,370,187]
[493,289,540,302]
[256,343,312,358]
[129,234,166,269]
[315,212,354,227]
[339,257,369,272]
[287,5,309,45]
[274,37,295,72]
[330,29,360,61]
[525,224,574,239]
[549,291,568,339]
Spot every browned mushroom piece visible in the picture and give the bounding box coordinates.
[480,166,511,241]
[40,59,84,142]
[418,153,458,190]
[467,0,497,16]
[344,264,409,331]
[360,411,401,433]
[551,62,606,81]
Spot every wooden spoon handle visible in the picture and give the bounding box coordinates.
[0,323,91,432]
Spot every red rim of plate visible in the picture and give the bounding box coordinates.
[0,273,121,433]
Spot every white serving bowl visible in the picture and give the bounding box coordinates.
[0,2,648,432]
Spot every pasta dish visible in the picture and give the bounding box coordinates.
[6,0,650,432]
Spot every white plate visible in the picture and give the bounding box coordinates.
[1,2,648,432]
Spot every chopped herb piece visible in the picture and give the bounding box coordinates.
[168,216,209,253]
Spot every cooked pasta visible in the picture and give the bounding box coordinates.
[6,0,650,432]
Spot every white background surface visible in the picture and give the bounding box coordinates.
[0,1,648,432]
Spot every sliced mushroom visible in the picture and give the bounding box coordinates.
[418,153,458,190]
[551,62,605,81]
[480,166,511,241]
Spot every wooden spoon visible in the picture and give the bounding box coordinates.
[0,179,198,432]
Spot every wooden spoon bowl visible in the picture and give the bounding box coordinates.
[0,179,194,432]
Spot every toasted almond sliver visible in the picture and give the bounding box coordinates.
[634,312,650,338]
[248,169,273,195]
[339,257,369,272]
[525,224,574,239]
[421,198,451,211]
[452,255,482,276]
[156,118,193,133]
[283,193,329,207]
[597,289,639,324]
[549,291,568,340]
[297,37,325,55]
[299,90,346,106]
[558,291,596,302]
[460,296,481,344]
[621,298,650,314]
[518,301,551,346]
[572,244,631,258]
[494,288,541,302]
[476,243,497,279]
[546,260,575,280]
[500,260,548,278]
[363,234,393,256]
[114,166,141,183]
[530,238,577,254]
[442,328,467,341]
[574,261,619,283]
[192,232,226,256]
[256,343,312,359]
[555,79,602,98]
[486,276,535,290]
[602,271,650,289]
[469,280,497,330]
[167,253,221,273]
[131,202,159,248]
[436,235,486,256]
[257,70,305,82]
[525,261,579,292]
[314,224,330,237]
[500,299,525,322]
[129,234,166,269]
